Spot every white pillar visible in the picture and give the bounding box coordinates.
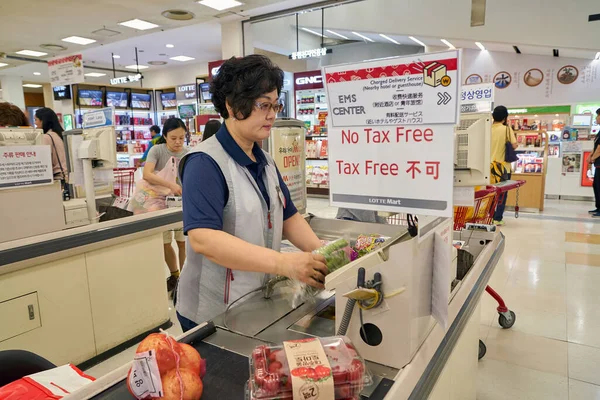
[221,21,245,59]
[0,75,25,109]
[42,83,54,108]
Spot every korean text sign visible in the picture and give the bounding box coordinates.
[271,126,306,214]
[0,145,53,189]
[323,50,460,217]
[48,54,84,87]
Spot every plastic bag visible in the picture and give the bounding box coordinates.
[129,157,179,215]
[353,234,389,257]
[289,239,355,308]
[0,364,95,400]
[127,331,205,400]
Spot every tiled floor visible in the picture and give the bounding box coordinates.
[85,198,600,399]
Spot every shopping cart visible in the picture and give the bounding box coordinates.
[113,167,137,198]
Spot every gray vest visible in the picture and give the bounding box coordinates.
[176,136,284,324]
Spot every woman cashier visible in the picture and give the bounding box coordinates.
[176,55,328,331]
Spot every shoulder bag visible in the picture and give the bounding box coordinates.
[505,126,519,163]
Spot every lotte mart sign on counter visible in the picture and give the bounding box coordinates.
[323,50,460,217]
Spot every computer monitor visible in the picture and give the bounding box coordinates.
[454,113,492,187]
[0,128,43,145]
[82,126,117,169]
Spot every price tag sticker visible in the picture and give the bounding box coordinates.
[128,350,163,398]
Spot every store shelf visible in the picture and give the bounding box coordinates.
[517,147,545,151]
[306,157,328,161]
[307,186,330,196]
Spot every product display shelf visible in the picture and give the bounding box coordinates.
[506,131,548,212]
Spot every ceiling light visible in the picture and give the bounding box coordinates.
[595,52,600,60]
[301,28,328,38]
[197,0,242,11]
[16,50,47,57]
[352,32,374,42]
[326,30,349,40]
[441,39,455,49]
[166,44,175,48]
[125,64,149,70]
[33,72,41,76]
[0,63,8,67]
[380,34,400,45]
[61,36,96,45]
[112,54,121,59]
[170,55,195,62]
[408,36,426,47]
[23,84,42,88]
[118,19,159,31]
[475,41,486,51]
[85,72,106,77]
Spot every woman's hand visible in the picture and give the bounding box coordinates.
[280,252,328,289]
[171,183,182,196]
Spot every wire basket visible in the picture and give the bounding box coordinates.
[113,167,137,198]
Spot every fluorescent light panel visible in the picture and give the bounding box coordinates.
[441,39,455,49]
[475,41,486,51]
[170,55,195,62]
[112,54,120,59]
[62,36,96,45]
[125,64,149,70]
[166,44,175,48]
[85,72,106,77]
[352,32,374,42]
[23,84,42,88]
[380,34,400,45]
[197,0,242,11]
[16,50,47,57]
[0,63,8,67]
[408,36,426,47]
[33,72,41,76]
[326,30,349,40]
[301,28,327,38]
[118,19,159,31]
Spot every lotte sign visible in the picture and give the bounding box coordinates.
[322,50,460,217]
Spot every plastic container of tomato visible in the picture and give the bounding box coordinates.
[247,336,372,400]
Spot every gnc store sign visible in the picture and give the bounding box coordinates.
[294,70,324,91]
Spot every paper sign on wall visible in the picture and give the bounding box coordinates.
[48,54,84,87]
[323,50,460,217]
[271,127,306,214]
[0,145,53,189]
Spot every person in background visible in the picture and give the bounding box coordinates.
[144,118,189,292]
[140,125,162,163]
[0,102,29,126]
[35,108,68,182]
[490,105,518,226]
[202,119,221,142]
[588,109,600,218]
[176,55,327,332]
[336,208,387,224]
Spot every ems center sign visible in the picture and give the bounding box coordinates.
[323,50,460,217]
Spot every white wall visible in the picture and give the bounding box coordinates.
[141,62,209,89]
[305,42,423,69]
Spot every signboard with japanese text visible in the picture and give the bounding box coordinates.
[270,126,306,214]
[83,107,114,129]
[0,146,53,189]
[323,50,460,217]
[48,54,84,87]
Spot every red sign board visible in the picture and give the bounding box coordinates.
[582,151,594,187]
[294,70,324,91]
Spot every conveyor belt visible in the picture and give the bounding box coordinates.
[90,323,249,400]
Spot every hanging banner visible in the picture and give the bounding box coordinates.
[0,145,53,189]
[323,50,460,217]
[271,126,306,214]
[48,54,84,87]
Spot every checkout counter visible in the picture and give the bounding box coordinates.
[68,215,504,400]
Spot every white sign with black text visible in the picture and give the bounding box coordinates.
[0,145,53,189]
[48,54,84,87]
[323,50,460,217]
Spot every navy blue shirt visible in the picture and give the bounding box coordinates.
[181,123,297,234]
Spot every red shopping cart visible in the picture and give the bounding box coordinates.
[113,167,137,198]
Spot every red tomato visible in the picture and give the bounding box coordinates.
[315,365,331,379]
[291,367,309,377]
[347,359,364,382]
[255,358,266,371]
[332,365,348,385]
[306,367,318,381]
[262,373,280,396]
[269,361,283,373]
[268,350,281,362]
[255,367,268,387]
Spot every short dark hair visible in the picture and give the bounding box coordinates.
[492,105,509,122]
[150,125,161,135]
[0,102,29,127]
[203,119,222,141]
[35,107,64,139]
[596,108,600,116]
[156,117,187,144]
[210,55,283,120]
